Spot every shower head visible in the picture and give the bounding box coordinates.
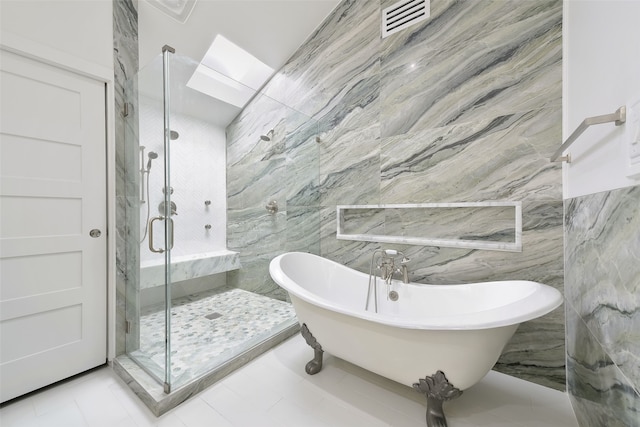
[260,129,274,142]
[146,151,158,170]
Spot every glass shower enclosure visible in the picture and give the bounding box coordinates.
[123,46,317,394]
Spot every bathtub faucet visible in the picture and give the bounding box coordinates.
[367,249,410,312]
[378,249,410,285]
[381,258,395,285]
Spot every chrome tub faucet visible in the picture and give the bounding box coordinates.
[366,249,411,312]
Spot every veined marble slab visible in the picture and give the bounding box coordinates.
[139,250,240,289]
[276,0,381,119]
[380,107,562,204]
[565,185,640,410]
[379,0,562,137]
[566,303,640,426]
[114,0,139,357]
[227,0,564,391]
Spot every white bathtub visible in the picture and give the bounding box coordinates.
[269,251,562,394]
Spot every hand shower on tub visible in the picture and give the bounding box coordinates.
[365,249,410,313]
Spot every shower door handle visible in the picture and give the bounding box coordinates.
[168,217,174,250]
[148,216,174,253]
[149,216,164,253]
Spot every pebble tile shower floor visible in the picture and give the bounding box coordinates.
[130,286,297,387]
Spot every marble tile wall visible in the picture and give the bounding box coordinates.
[226,95,320,301]
[113,0,139,357]
[565,185,640,426]
[227,0,565,389]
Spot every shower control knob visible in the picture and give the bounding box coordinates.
[265,200,278,214]
[89,229,102,238]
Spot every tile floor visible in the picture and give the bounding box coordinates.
[0,335,579,427]
[132,287,296,388]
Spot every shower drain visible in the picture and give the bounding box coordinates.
[205,312,223,320]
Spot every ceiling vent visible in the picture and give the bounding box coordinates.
[382,0,430,38]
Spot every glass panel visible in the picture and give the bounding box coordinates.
[126,48,320,392]
[124,53,167,385]
[162,46,174,393]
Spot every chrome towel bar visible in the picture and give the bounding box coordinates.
[550,106,626,163]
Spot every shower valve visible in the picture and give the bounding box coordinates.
[265,200,278,214]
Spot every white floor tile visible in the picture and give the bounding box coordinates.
[200,383,285,427]
[0,336,579,427]
[155,412,188,427]
[312,393,391,427]
[172,397,233,427]
[30,383,79,417]
[279,380,330,413]
[267,398,332,427]
[36,402,89,427]
[0,398,37,427]
[108,381,160,427]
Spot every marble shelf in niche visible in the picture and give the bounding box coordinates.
[140,250,240,289]
[336,202,522,252]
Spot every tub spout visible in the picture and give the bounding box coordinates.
[381,261,395,285]
[377,251,409,285]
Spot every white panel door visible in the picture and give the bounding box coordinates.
[0,49,107,402]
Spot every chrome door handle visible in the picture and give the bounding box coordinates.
[148,216,174,253]
[149,216,164,253]
[89,229,101,238]
[168,217,174,250]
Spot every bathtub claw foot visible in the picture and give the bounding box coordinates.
[300,323,324,375]
[413,371,462,427]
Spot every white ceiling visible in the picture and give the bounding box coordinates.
[136,0,341,126]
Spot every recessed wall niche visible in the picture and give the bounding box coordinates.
[337,202,522,252]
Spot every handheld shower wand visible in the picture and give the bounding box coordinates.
[146,151,158,171]
[140,150,158,204]
[140,151,159,243]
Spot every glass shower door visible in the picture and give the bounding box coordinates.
[158,45,175,393]
[124,47,175,392]
[124,43,316,396]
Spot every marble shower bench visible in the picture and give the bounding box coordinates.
[140,250,241,289]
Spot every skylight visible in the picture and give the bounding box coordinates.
[187,35,274,108]
[146,0,197,24]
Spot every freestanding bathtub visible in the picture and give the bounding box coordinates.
[269,251,563,427]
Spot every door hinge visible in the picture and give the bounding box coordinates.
[123,102,129,117]
[125,320,131,334]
